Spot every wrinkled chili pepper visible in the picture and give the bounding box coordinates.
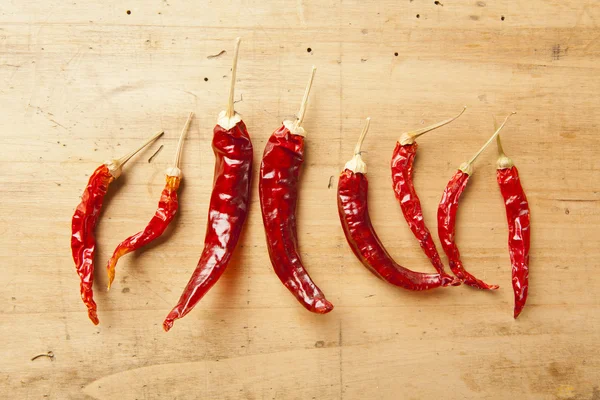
[164,38,253,331]
[106,113,194,289]
[338,118,458,290]
[391,107,465,281]
[259,67,334,313]
[496,131,530,318]
[437,112,516,290]
[71,130,164,324]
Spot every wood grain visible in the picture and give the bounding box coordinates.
[1,0,599,399]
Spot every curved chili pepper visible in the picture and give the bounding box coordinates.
[71,130,164,324]
[391,107,465,282]
[259,67,334,313]
[106,113,193,289]
[338,119,457,290]
[496,133,530,318]
[164,38,253,331]
[437,112,515,290]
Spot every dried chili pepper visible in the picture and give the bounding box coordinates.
[391,107,465,281]
[71,130,164,324]
[437,112,516,290]
[164,38,253,331]
[106,113,194,289]
[496,132,530,318]
[259,67,334,313]
[338,118,458,290]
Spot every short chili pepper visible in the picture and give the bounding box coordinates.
[496,131,530,318]
[106,113,194,289]
[164,38,253,331]
[71,130,164,324]
[259,67,334,313]
[391,107,465,281]
[338,118,458,290]
[437,112,516,290]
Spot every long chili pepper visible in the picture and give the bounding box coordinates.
[163,38,253,331]
[338,119,458,290]
[106,113,194,289]
[391,107,466,281]
[71,130,164,325]
[259,67,334,313]
[437,112,516,290]
[496,132,530,318]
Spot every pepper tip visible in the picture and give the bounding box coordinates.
[441,274,461,287]
[89,311,100,325]
[162,319,173,332]
[513,306,523,319]
[313,299,334,314]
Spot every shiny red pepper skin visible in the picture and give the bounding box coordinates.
[107,175,181,288]
[338,169,456,290]
[437,170,499,290]
[391,142,454,280]
[163,122,252,331]
[71,164,114,325]
[497,166,530,318]
[259,125,334,313]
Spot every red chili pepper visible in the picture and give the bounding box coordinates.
[164,38,253,331]
[496,132,530,318]
[106,113,193,289]
[71,131,164,324]
[437,112,516,290]
[259,67,334,313]
[338,119,458,290]
[391,107,465,282]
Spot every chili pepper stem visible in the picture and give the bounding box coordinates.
[284,66,317,136]
[295,66,316,129]
[399,106,466,146]
[166,112,194,177]
[218,37,243,130]
[226,38,241,119]
[344,118,371,174]
[496,133,514,169]
[459,112,516,175]
[105,131,164,178]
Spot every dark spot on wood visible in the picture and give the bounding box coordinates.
[361,29,368,34]
[552,44,567,60]
[148,144,163,163]
[361,58,367,62]
[394,52,399,56]
[204,77,208,81]
[564,208,570,215]
[501,16,505,21]
[315,340,325,348]
[434,1,443,5]
[476,1,486,6]
[470,15,480,20]
[327,175,334,189]
[207,50,226,59]
[126,10,131,15]
[416,14,420,18]
[122,287,130,293]
[307,47,312,53]
[548,362,566,378]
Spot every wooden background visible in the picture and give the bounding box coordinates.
[1,0,599,399]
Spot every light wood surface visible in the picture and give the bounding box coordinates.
[1,1,599,399]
